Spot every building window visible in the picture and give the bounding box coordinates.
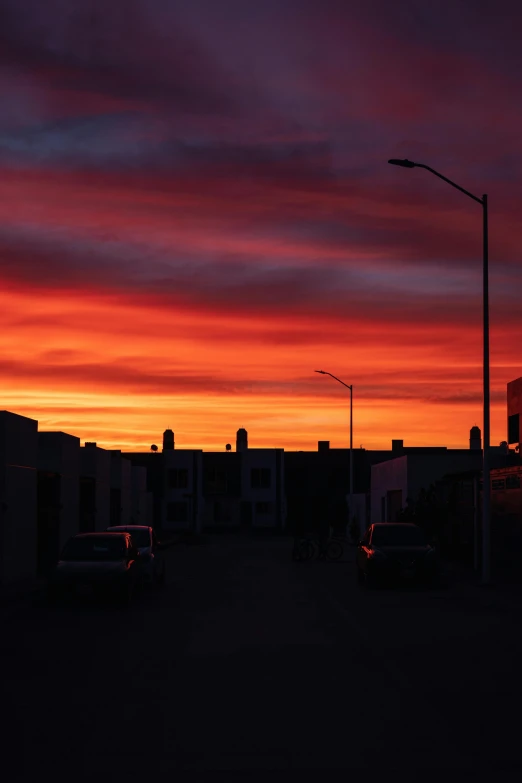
[255,501,272,515]
[492,479,505,492]
[251,468,271,489]
[168,469,188,489]
[167,501,188,522]
[506,475,521,489]
[206,468,227,493]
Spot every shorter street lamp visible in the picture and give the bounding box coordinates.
[315,370,355,535]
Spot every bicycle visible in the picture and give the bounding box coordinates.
[315,537,343,561]
[292,536,343,562]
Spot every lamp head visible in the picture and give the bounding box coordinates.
[315,370,326,374]
[388,158,416,168]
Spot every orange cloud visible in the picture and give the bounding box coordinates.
[0,280,513,452]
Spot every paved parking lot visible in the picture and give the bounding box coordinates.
[2,535,522,779]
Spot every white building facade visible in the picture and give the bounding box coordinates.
[162,449,204,533]
[240,448,286,531]
[371,451,483,524]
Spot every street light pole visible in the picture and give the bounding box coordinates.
[482,193,490,584]
[350,384,353,530]
[315,370,355,536]
[388,158,491,584]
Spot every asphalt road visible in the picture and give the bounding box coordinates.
[2,536,522,780]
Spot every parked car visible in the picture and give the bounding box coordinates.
[48,532,142,605]
[356,523,438,587]
[106,525,166,588]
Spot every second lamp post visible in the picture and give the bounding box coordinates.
[315,370,354,535]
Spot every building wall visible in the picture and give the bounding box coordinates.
[121,458,132,525]
[284,447,397,535]
[126,448,285,533]
[490,464,522,558]
[241,449,285,529]
[0,465,38,585]
[201,451,242,529]
[490,464,522,515]
[0,410,38,468]
[145,492,154,527]
[80,445,111,531]
[131,465,149,525]
[433,470,480,563]
[278,449,286,531]
[109,452,132,527]
[202,497,242,528]
[371,457,408,524]
[38,432,80,548]
[408,452,483,502]
[123,452,165,530]
[162,450,204,532]
[507,377,522,447]
[351,493,368,536]
[371,451,483,524]
[95,451,111,531]
[0,412,38,585]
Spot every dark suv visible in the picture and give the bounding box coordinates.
[48,532,142,606]
[357,523,438,587]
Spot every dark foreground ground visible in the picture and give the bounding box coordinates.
[2,536,522,780]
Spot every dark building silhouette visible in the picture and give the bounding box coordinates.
[121,389,522,542]
[284,442,394,535]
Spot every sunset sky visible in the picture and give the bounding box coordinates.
[1,0,521,452]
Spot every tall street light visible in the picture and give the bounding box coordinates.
[315,370,355,535]
[388,158,490,584]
